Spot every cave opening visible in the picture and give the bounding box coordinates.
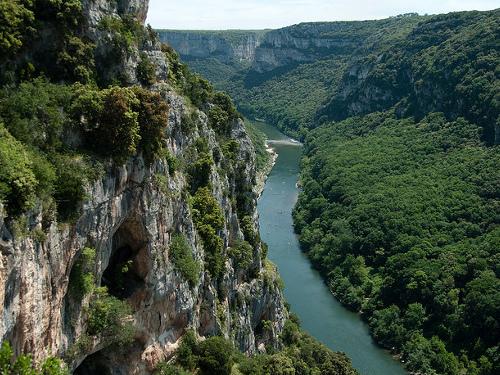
[101,218,150,300]
[74,350,113,375]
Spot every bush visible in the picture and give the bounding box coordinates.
[176,330,198,371]
[72,85,140,162]
[69,247,96,299]
[132,87,169,163]
[0,0,34,60]
[73,85,169,164]
[86,287,134,346]
[0,341,69,375]
[0,124,38,215]
[208,106,230,135]
[228,240,254,272]
[98,15,144,60]
[240,216,259,249]
[56,36,96,84]
[197,337,234,375]
[155,363,190,375]
[93,86,140,162]
[191,187,225,278]
[184,73,212,107]
[187,153,213,193]
[52,154,91,222]
[137,52,156,86]
[164,150,179,176]
[0,78,72,152]
[169,234,200,287]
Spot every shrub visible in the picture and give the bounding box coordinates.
[161,43,185,86]
[92,86,140,163]
[52,154,90,222]
[86,287,134,346]
[208,106,230,135]
[212,92,238,119]
[0,341,69,375]
[180,111,199,134]
[154,173,169,194]
[0,0,34,60]
[69,247,96,299]
[98,15,144,60]
[137,52,156,86]
[0,78,72,152]
[187,153,213,193]
[0,124,38,215]
[197,337,234,375]
[155,363,191,375]
[169,234,200,287]
[240,216,259,249]
[221,140,239,162]
[56,36,96,84]
[183,73,212,107]
[132,87,169,163]
[228,240,253,271]
[176,330,198,370]
[191,187,225,278]
[281,319,301,346]
[73,85,169,164]
[164,150,179,176]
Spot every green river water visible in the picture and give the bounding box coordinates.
[255,121,407,375]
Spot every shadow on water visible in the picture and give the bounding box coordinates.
[255,121,407,375]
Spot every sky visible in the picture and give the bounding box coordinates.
[146,0,500,30]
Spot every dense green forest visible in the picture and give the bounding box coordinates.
[319,10,500,144]
[167,8,500,375]
[293,111,499,375]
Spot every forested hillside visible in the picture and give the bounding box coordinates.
[319,10,500,144]
[294,112,499,375]
[160,10,499,143]
[160,14,428,138]
[163,8,500,375]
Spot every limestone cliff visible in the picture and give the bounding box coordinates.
[156,30,266,64]
[0,1,287,373]
[158,22,367,73]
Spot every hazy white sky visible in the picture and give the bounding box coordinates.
[147,0,499,29]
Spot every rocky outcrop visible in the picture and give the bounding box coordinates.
[157,31,265,63]
[0,89,286,373]
[0,1,287,373]
[253,23,363,72]
[158,22,366,72]
[82,0,150,30]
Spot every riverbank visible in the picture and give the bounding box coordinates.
[255,142,278,198]
[256,120,408,375]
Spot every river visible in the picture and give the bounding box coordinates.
[255,121,407,375]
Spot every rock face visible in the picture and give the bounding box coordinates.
[0,1,287,373]
[157,31,265,63]
[158,22,364,72]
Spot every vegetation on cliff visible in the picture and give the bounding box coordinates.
[156,318,358,375]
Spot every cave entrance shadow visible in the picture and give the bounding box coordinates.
[74,350,113,375]
[101,218,150,301]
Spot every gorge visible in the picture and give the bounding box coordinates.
[159,9,499,375]
[0,1,498,375]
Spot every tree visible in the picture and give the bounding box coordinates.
[0,0,34,60]
[197,337,234,375]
